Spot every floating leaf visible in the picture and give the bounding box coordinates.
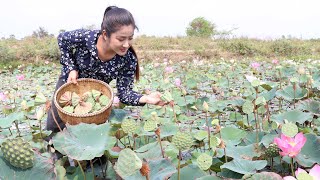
[272,110,313,124]
[0,112,25,128]
[221,127,247,146]
[170,164,206,179]
[242,172,282,179]
[296,133,320,167]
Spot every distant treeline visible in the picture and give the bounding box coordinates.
[1,35,320,66]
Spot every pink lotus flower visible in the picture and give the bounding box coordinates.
[165,66,174,73]
[174,78,181,87]
[251,62,261,70]
[0,92,7,101]
[112,96,120,107]
[16,74,25,80]
[274,132,307,158]
[284,164,320,180]
[272,59,279,64]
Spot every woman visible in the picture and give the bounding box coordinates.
[46,6,166,132]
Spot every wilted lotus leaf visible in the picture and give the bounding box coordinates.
[92,89,102,100]
[81,91,93,102]
[63,105,74,113]
[99,95,110,106]
[92,103,102,112]
[72,92,80,107]
[74,102,93,114]
[59,91,72,107]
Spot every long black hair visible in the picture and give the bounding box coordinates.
[101,6,140,80]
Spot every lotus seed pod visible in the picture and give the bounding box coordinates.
[282,122,298,137]
[1,137,34,169]
[92,89,102,100]
[114,148,142,177]
[74,102,93,114]
[99,95,110,106]
[121,119,137,134]
[197,153,212,171]
[160,91,173,102]
[81,91,93,102]
[210,136,221,148]
[71,92,80,107]
[144,120,157,132]
[265,143,279,158]
[86,97,96,107]
[63,105,74,113]
[172,131,193,150]
[92,103,102,112]
[59,91,72,107]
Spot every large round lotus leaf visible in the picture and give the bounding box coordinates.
[52,123,113,160]
[220,158,267,175]
[135,141,170,160]
[242,172,282,179]
[276,85,308,101]
[296,133,320,167]
[0,152,55,180]
[281,122,298,137]
[217,144,260,160]
[114,148,142,178]
[170,164,206,179]
[221,127,247,146]
[297,100,320,114]
[0,112,25,128]
[194,130,208,141]
[271,110,313,124]
[125,158,177,180]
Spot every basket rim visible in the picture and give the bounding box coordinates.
[54,78,114,118]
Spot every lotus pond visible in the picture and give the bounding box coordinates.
[0,58,320,180]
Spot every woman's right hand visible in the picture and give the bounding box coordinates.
[67,70,79,84]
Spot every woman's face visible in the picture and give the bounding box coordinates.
[108,25,134,56]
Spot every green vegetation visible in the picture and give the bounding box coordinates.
[1,35,320,69]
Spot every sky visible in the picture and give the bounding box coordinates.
[1,0,320,39]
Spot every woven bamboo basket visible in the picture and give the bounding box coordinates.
[54,78,114,125]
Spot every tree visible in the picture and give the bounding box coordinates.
[32,27,49,39]
[186,17,216,38]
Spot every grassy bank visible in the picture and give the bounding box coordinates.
[1,35,320,68]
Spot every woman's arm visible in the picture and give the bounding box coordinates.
[57,29,85,81]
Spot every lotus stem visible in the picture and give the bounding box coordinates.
[293,82,296,109]
[76,160,86,180]
[291,158,294,177]
[178,150,181,180]
[90,160,95,179]
[132,133,136,150]
[156,129,165,158]
[205,111,211,150]
[14,121,21,137]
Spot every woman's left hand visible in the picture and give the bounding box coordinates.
[139,92,168,106]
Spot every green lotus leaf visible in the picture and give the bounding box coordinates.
[271,110,313,124]
[242,172,282,179]
[52,123,113,160]
[220,158,267,175]
[276,85,308,101]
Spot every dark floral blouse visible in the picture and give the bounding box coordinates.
[57,29,144,106]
